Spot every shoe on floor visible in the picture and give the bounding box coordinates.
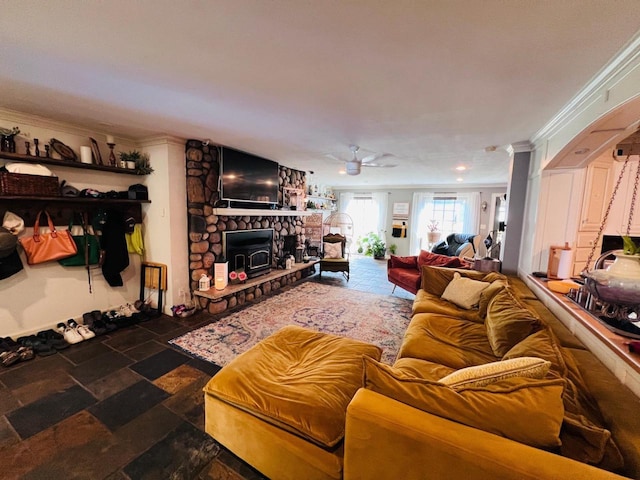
[36,329,69,350]
[82,311,107,336]
[16,335,57,356]
[2,338,35,363]
[57,322,83,344]
[76,323,95,340]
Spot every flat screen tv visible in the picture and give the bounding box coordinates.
[220,147,279,205]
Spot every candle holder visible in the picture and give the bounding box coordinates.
[107,143,117,167]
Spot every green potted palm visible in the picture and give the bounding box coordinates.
[361,232,386,260]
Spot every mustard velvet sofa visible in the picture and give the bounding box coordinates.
[204,266,640,480]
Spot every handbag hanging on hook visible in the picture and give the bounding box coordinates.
[19,210,78,265]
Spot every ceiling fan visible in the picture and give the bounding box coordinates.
[326,145,397,175]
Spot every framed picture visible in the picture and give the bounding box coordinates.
[89,137,103,165]
[392,202,409,219]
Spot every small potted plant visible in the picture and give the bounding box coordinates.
[119,150,154,175]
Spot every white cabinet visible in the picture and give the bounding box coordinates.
[573,155,613,276]
[604,158,640,236]
[578,158,613,231]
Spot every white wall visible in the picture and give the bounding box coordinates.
[138,137,189,313]
[0,109,171,337]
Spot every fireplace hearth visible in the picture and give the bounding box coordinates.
[223,229,274,278]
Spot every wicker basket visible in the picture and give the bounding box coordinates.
[0,172,60,197]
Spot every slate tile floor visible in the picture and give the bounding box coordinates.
[0,255,412,479]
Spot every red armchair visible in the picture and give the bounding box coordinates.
[387,250,470,294]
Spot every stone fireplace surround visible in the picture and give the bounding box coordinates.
[185,140,313,314]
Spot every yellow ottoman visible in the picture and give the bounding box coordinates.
[203,325,382,480]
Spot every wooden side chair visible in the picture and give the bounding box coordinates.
[319,233,349,281]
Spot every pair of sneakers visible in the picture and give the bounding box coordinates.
[56,319,95,344]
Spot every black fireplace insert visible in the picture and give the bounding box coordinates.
[223,229,274,278]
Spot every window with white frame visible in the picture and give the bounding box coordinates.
[410,192,480,254]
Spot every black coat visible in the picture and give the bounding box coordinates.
[101,209,129,287]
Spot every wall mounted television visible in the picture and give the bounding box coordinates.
[220,147,279,205]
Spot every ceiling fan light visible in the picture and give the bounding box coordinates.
[346,161,361,175]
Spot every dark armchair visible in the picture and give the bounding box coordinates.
[431,233,480,258]
[319,234,349,281]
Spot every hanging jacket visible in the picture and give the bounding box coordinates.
[101,209,129,287]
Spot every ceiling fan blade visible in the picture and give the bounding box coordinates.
[361,152,392,164]
[324,153,347,164]
[362,163,397,168]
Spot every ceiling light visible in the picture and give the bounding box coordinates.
[338,169,346,175]
[574,147,590,155]
[455,165,466,171]
[456,177,464,182]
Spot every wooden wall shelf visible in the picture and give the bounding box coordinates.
[0,151,147,176]
[213,208,313,217]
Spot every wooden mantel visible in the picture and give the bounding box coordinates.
[212,208,313,217]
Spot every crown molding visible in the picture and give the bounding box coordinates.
[0,107,135,145]
[512,141,533,153]
[531,32,640,145]
[137,135,186,148]
[331,182,508,191]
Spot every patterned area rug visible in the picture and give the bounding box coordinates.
[169,282,413,366]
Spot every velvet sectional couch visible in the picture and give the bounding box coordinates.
[203,266,640,480]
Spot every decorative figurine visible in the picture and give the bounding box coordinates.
[25,141,31,156]
[107,142,117,167]
[33,138,40,157]
[44,144,50,158]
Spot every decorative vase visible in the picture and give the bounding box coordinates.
[606,252,640,279]
[427,232,441,244]
[584,250,640,305]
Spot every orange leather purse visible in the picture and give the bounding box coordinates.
[19,210,78,265]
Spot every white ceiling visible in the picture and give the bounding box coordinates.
[1,1,639,188]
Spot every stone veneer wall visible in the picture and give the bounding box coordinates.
[184,140,310,313]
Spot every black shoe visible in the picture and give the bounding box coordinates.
[83,311,108,336]
[36,329,70,350]
[16,335,56,357]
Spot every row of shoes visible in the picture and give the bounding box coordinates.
[1,301,154,368]
[0,328,73,367]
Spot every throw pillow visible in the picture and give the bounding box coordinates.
[417,250,466,269]
[441,272,490,309]
[420,265,487,296]
[438,357,552,389]
[323,242,342,259]
[485,287,541,357]
[363,356,564,448]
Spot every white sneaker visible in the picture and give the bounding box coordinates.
[57,321,83,344]
[76,324,96,340]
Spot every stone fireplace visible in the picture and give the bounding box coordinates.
[223,228,274,278]
[185,139,313,314]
